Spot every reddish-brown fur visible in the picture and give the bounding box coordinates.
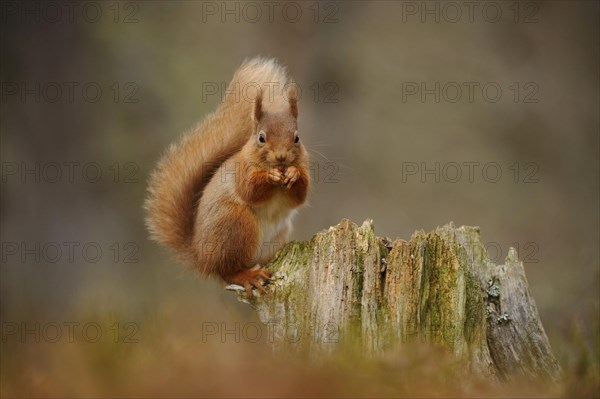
[145,57,310,296]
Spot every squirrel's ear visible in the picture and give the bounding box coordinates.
[252,90,263,123]
[287,83,298,119]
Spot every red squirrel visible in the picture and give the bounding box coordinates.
[145,58,310,297]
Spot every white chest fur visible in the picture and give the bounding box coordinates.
[254,191,295,246]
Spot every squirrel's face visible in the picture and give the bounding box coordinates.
[254,112,303,167]
[250,85,304,168]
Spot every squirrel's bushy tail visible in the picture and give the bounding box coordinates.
[144,57,290,259]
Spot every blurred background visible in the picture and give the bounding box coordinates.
[1,1,598,397]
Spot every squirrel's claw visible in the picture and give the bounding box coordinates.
[256,269,272,280]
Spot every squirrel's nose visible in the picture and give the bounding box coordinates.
[276,153,287,162]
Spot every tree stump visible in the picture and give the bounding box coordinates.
[229,219,562,382]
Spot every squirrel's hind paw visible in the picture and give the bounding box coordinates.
[227,265,272,298]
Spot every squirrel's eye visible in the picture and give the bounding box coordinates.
[294,135,300,144]
[258,132,266,143]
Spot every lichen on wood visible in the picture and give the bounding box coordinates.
[229,219,562,381]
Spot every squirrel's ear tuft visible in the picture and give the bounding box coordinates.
[252,89,263,123]
[287,83,298,119]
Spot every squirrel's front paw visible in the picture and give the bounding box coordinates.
[283,166,301,189]
[268,168,285,185]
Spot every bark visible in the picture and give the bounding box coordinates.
[228,219,562,382]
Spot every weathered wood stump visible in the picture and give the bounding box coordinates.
[230,219,562,382]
